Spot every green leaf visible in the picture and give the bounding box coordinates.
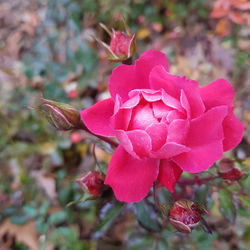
[23,204,37,218]
[238,194,250,207]
[134,200,162,232]
[219,189,236,223]
[48,211,67,224]
[10,215,28,225]
[95,202,123,232]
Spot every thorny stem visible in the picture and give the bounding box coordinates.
[178,176,219,185]
[78,121,119,148]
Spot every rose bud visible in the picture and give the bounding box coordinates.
[38,98,81,131]
[76,171,105,196]
[219,158,243,181]
[96,22,136,62]
[169,200,202,233]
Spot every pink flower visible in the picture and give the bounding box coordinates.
[81,50,244,202]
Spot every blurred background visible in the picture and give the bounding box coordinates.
[0,0,250,249]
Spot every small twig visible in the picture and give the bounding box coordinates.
[92,143,103,173]
[178,176,219,186]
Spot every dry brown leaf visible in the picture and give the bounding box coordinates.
[215,18,231,36]
[0,219,39,250]
[31,171,57,200]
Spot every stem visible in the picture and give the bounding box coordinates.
[78,121,119,148]
[92,143,103,173]
[178,176,219,186]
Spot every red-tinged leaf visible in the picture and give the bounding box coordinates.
[229,11,247,25]
[231,0,250,10]
[210,7,228,18]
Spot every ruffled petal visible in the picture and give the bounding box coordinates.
[109,50,169,101]
[150,66,205,117]
[105,146,159,202]
[186,106,228,146]
[146,123,168,151]
[200,79,235,110]
[158,160,183,192]
[172,106,228,173]
[126,130,152,158]
[167,119,189,144]
[129,103,158,130]
[173,141,223,173]
[80,98,115,137]
[151,142,190,159]
[222,111,244,151]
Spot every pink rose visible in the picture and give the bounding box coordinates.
[81,50,244,202]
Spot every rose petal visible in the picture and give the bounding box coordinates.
[115,130,139,159]
[165,110,185,123]
[152,101,172,119]
[200,79,235,110]
[180,89,191,118]
[167,119,190,144]
[173,141,224,173]
[136,50,169,87]
[172,106,228,173]
[126,130,152,158]
[162,90,183,112]
[158,160,183,192]
[109,50,169,101]
[111,108,132,130]
[121,93,141,109]
[129,103,158,130]
[150,66,205,117]
[151,142,190,159]
[222,111,244,151]
[146,123,168,151]
[186,106,228,146]
[105,146,159,202]
[81,98,114,137]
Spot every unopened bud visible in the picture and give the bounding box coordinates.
[219,158,243,181]
[169,200,203,233]
[38,98,80,130]
[76,171,105,196]
[96,23,136,62]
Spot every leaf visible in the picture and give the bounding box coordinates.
[95,202,124,232]
[134,200,162,232]
[219,189,236,223]
[238,194,250,207]
[215,18,231,37]
[48,211,67,225]
[0,219,39,250]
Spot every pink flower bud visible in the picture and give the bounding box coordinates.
[76,171,105,196]
[219,158,243,181]
[169,200,202,233]
[96,23,136,62]
[39,98,81,130]
[110,31,132,56]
